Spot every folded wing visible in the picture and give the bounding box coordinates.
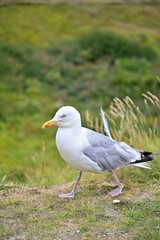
[83,129,141,171]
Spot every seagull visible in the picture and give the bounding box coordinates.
[42,106,159,198]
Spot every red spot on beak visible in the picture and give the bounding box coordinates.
[45,124,49,128]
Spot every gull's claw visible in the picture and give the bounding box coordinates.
[58,192,75,198]
[108,185,123,197]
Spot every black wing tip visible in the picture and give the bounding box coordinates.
[141,151,160,156]
[131,151,159,165]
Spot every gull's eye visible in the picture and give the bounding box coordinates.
[61,114,67,118]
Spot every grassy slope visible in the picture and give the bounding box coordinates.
[0,4,160,186]
[0,3,160,239]
[0,5,160,49]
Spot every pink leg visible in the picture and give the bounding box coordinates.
[59,171,82,198]
[108,171,123,197]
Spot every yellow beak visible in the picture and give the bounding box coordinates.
[42,120,59,128]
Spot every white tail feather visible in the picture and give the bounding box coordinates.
[133,162,152,169]
[151,153,160,156]
[100,107,112,139]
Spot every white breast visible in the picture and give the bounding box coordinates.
[56,127,102,173]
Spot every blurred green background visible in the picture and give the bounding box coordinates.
[0,0,159,186]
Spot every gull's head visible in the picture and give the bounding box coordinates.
[42,106,81,129]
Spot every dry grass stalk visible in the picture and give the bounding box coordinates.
[147,91,160,102]
[86,110,94,129]
[86,92,159,145]
[142,93,154,104]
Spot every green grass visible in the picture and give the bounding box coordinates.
[0,182,159,239]
[0,3,160,239]
[0,4,160,49]
[0,92,159,188]
[0,3,160,185]
[0,0,160,240]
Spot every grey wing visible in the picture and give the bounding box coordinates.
[83,129,141,171]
